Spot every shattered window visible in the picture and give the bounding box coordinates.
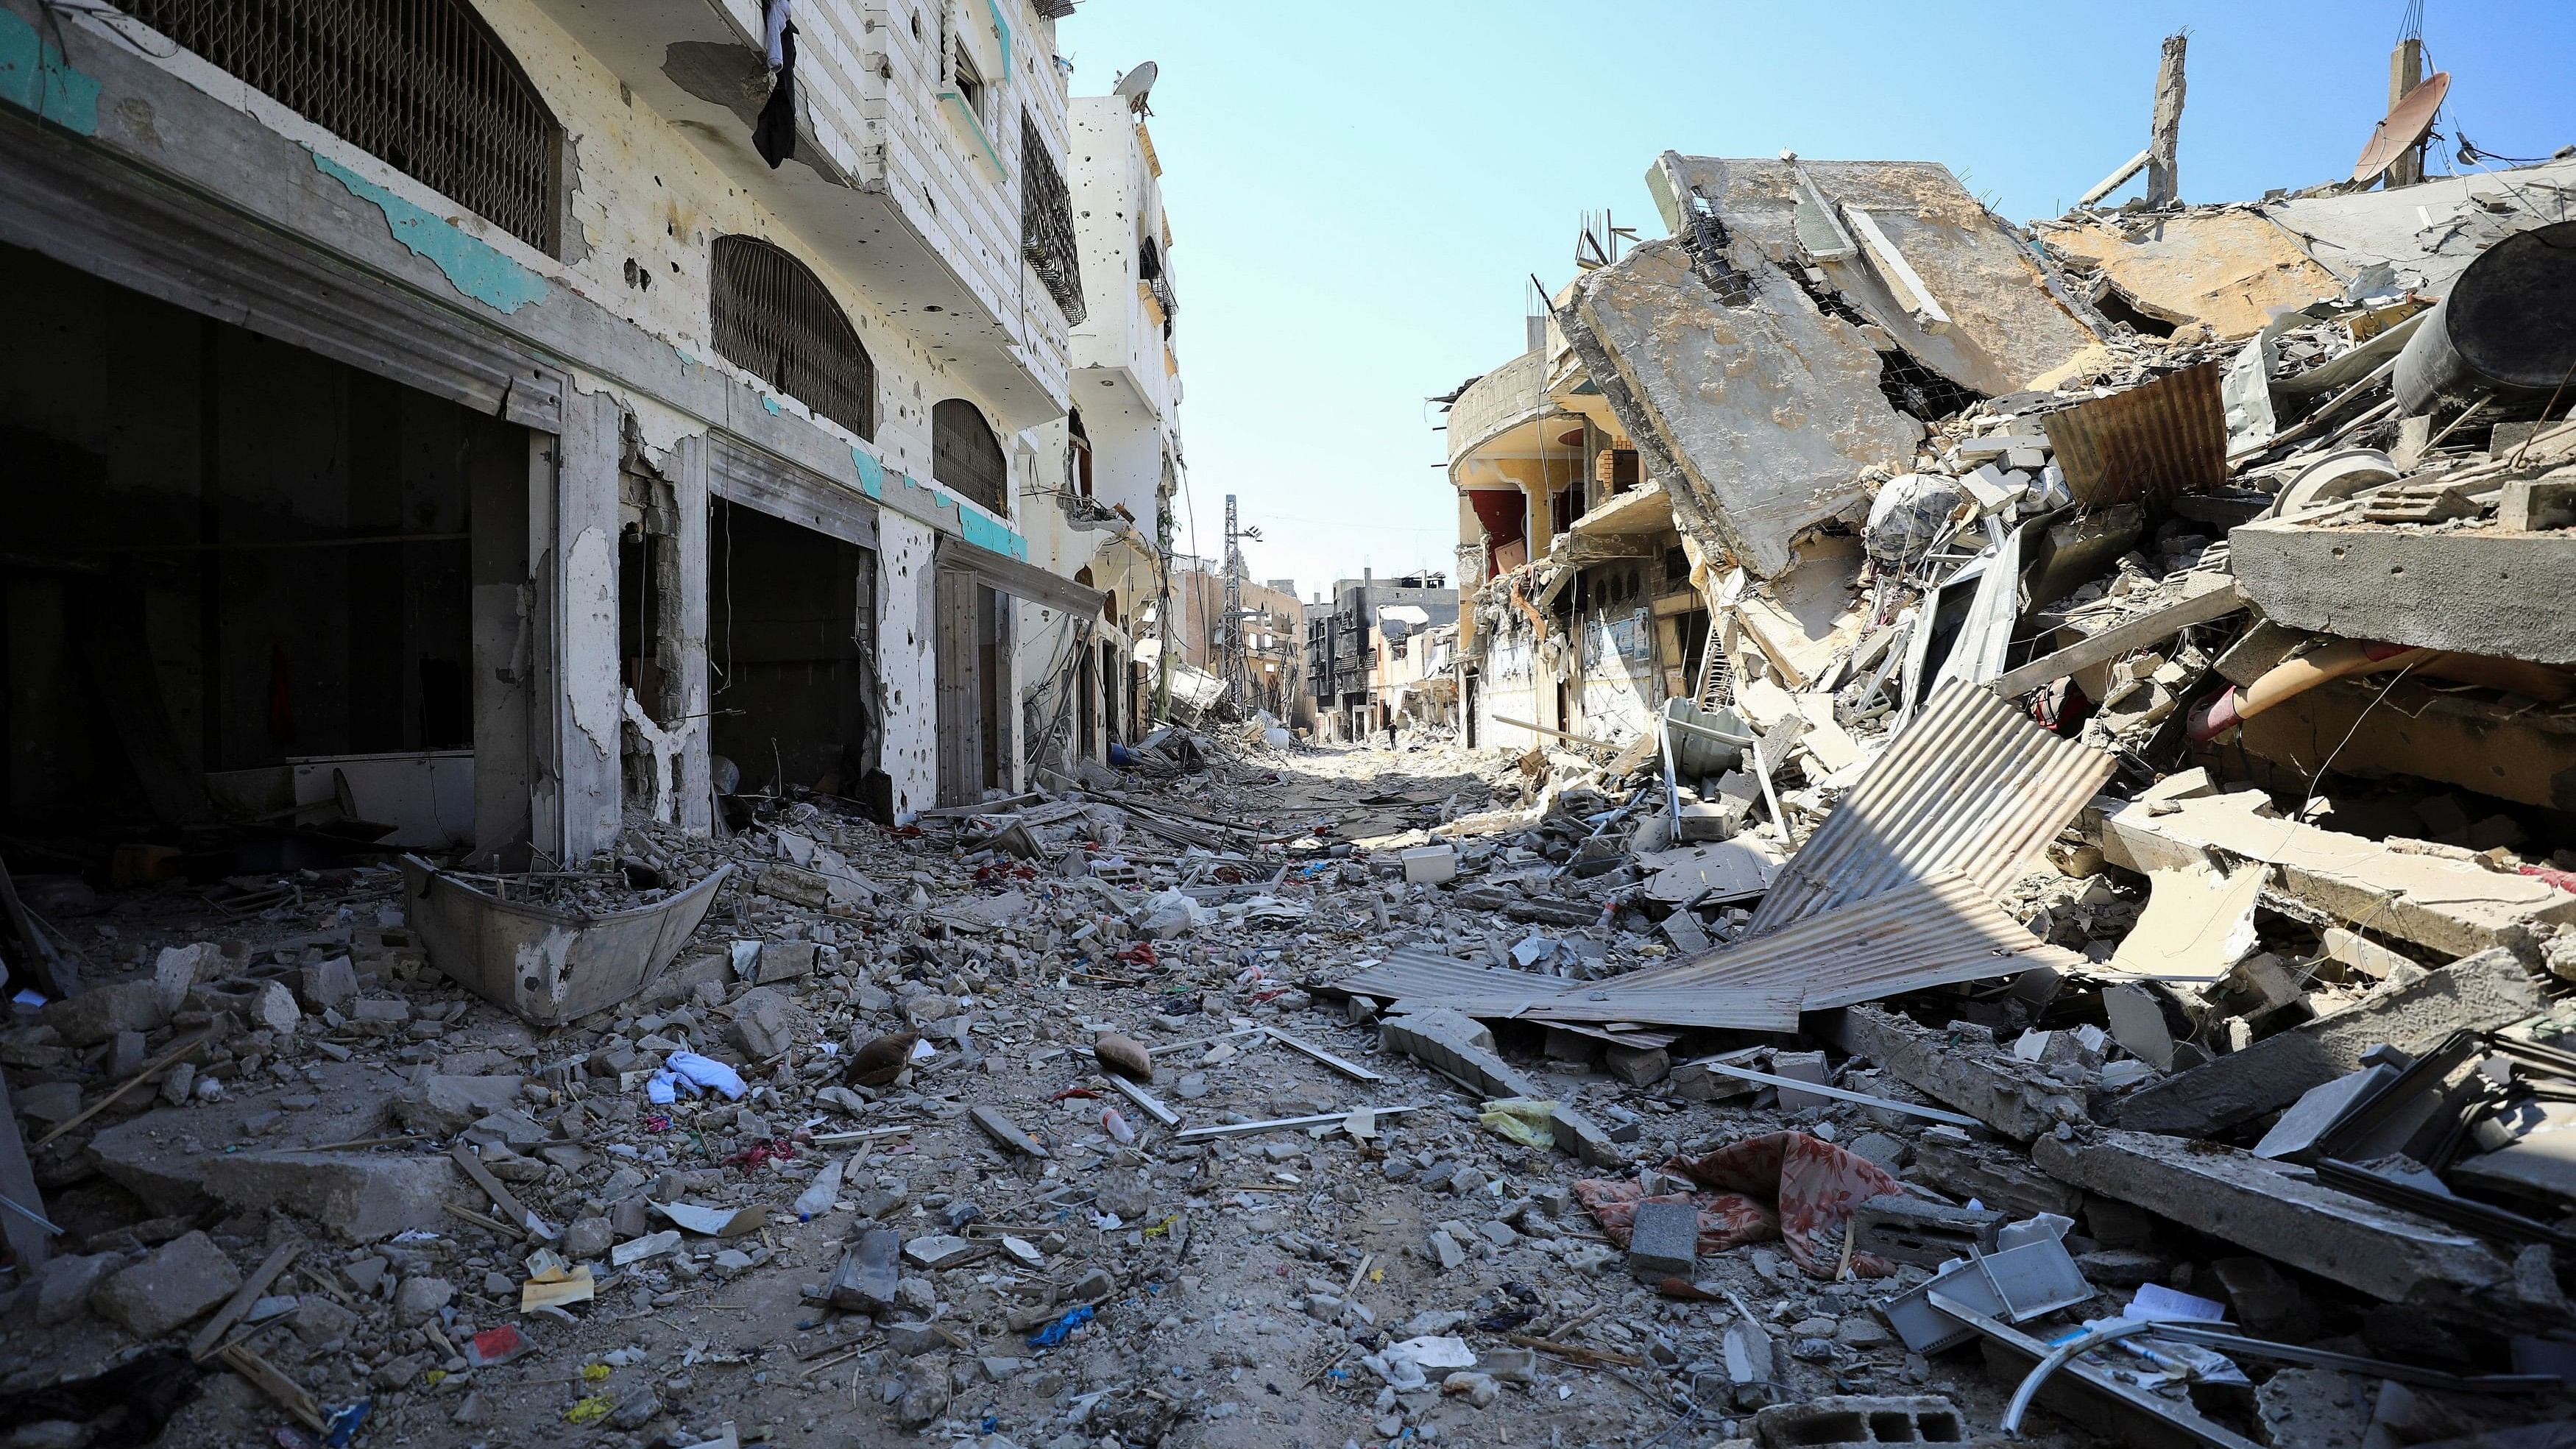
[125,0,562,255]
[1020,109,1087,325]
[710,236,879,442]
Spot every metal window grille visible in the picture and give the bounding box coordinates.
[710,236,877,442]
[1019,109,1086,326]
[932,399,1006,517]
[123,0,562,256]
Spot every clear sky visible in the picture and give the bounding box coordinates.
[1053,1,2575,604]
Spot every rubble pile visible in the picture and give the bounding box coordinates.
[11,40,2576,1449]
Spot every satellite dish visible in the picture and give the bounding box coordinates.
[2353,71,2450,183]
[1112,60,1158,114]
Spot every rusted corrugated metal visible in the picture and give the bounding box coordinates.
[1747,681,2115,934]
[2042,360,2228,508]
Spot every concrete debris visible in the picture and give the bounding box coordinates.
[7,20,2576,1449]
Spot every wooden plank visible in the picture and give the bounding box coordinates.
[450,1143,558,1241]
[32,1030,213,1147]
[1989,574,2243,698]
[219,1343,325,1433]
[191,1238,304,1360]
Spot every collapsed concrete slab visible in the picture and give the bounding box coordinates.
[1379,1008,1621,1166]
[1560,234,1921,579]
[2231,518,2576,667]
[2086,789,2576,959]
[2032,1129,2546,1323]
[1821,1007,2087,1142]
[203,1152,463,1243]
[2113,947,2544,1135]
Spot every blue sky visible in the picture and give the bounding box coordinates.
[1055,1,2576,603]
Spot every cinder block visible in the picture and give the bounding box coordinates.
[1849,1194,2003,1267]
[1627,1199,1699,1280]
[1400,845,1458,885]
[1753,1394,1966,1449]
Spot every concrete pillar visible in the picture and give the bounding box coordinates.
[530,387,623,865]
[670,434,712,835]
[468,419,532,867]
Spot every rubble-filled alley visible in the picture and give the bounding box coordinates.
[9,4,2576,1449]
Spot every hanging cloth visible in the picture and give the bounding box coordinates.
[753,17,798,168]
[763,0,790,68]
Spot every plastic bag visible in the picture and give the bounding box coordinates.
[1477,1097,1557,1149]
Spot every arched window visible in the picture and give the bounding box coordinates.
[933,400,1006,517]
[711,236,877,441]
[124,0,562,255]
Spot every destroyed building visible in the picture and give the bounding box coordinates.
[12,12,2576,1449]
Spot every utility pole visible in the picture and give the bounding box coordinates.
[1217,494,1260,715]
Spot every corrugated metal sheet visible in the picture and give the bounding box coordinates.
[1568,872,2082,1013]
[1326,875,2079,1035]
[2042,361,2228,509]
[1747,681,2115,934]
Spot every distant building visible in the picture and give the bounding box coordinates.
[1304,571,1457,740]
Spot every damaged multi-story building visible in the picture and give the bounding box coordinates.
[1446,152,2106,750]
[0,0,1167,867]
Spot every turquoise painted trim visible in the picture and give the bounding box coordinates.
[983,0,1012,75]
[311,152,549,314]
[0,10,101,135]
[851,447,887,500]
[935,91,1008,182]
[958,504,1028,560]
[760,394,782,416]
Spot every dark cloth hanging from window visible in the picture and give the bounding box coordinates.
[754,22,798,169]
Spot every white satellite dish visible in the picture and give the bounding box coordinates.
[1112,61,1158,114]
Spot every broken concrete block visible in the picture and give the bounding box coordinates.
[2033,1129,2528,1314]
[2212,1255,2315,1340]
[15,1080,80,1127]
[732,991,797,1060]
[1848,1194,2003,1268]
[350,998,411,1026]
[2115,949,2541,1136]
[755,942,817,985]
[392,1074,526,1137]
[393,1275,454,1322]
[1604,1044,1670,1088]
[756,864,832,909]
[250,980,302,1035]
[34,1252,116,1325]
[299,955,359,1011]
[1769,1050,1832,1109]
[1627,1200,1699,1280]
[1752,1395,1964,1449]
[1399,844,1457,885]
[1824,1007,2087,1142]
[153,943,219,1014]
[1381,1008,1619,1166]
[2500,472,2576,533]
[200,1152,462,1242]
[92,1230,242,1338]
[2254,1368,2374,1449]
[42,980,167,1047]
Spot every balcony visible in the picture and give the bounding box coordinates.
[525,0,1070,428]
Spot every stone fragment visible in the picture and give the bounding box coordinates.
[300,956,359,1011]
[392,1074,525,1136]
[42,980,166,1047]
[34,1252,116,1325]
[393,1275,453,1322]
[153,943,219,1014]
[1604,1045,1670,1087]
[92,1230,241,1338]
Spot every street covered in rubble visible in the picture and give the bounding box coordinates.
[7,2,2576,1449]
